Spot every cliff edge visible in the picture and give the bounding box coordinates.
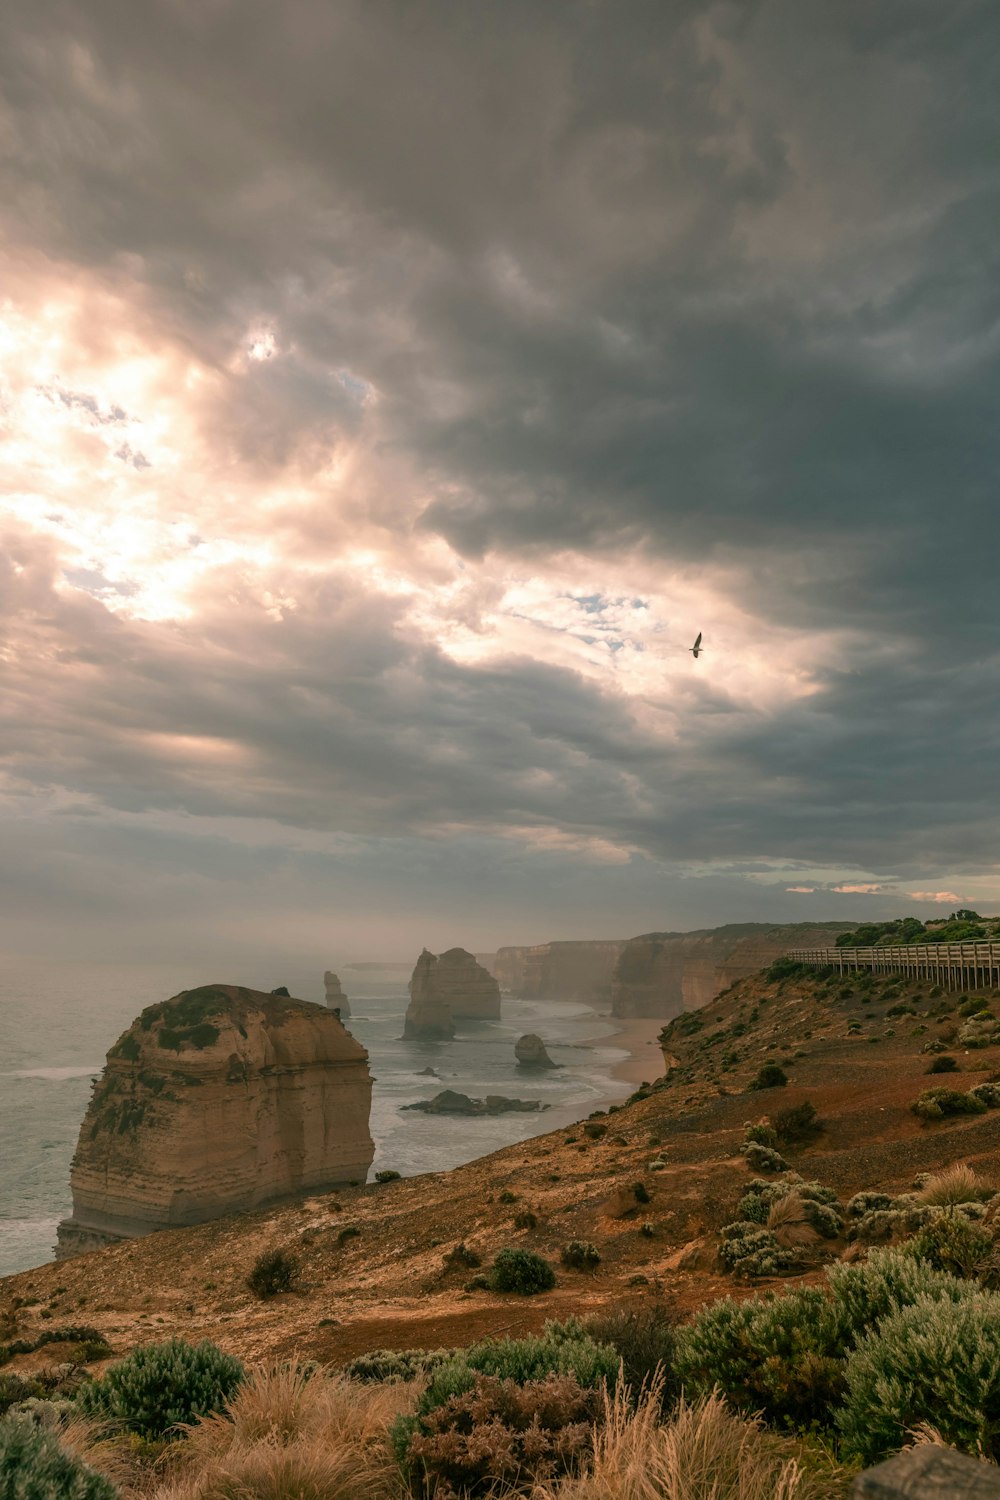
[56,983,374,1258]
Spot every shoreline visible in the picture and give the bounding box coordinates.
[606,1013,667,1090]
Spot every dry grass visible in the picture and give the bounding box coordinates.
[147,1365,414,1500]
[528,1385,849,1500]
[767,1194,822,1250]
[918,1164,994,1207]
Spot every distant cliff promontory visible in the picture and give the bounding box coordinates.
[610,922,855,1019]
[56,984,374,1258]
[491,941,626,1004]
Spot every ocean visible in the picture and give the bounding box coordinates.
[0,959,636,1278]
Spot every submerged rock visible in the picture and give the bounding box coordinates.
[514,1033,559,1069]
[401,1089,548,1117]
[56,984,374,1258]
[323,970,351,1019]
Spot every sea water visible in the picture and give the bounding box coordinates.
[0,959,635,1277]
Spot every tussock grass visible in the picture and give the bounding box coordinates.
[529,1385,848,1499]
[767,1194,823,1249]
[918,1164,993,1206]
[150,1365,414,1500]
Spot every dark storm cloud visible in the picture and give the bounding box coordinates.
[1,0,999,935]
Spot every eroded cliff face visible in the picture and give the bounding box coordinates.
[323,971,351,1018]
[493,941,626,1003]
[57,984,374,1258]
[611,923,856,1019]
[404,947,500,1038]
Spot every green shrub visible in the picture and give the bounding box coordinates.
[740,1142,789,1173]
[631,1181,651,1205]
[926,1054,958,1073]
[906,1213,992,1277]
[826,1248,976,1336]
[839,1291,1000,1463]
[717,1223,798,1278]
[583,1122,607,1140]
[513,1210,538,1230]
[743,1122,778,1148]
[910,1087,987,1122]
[246,1248,299,1299]
[374,1169,401,1183]
[498,1189,519,1204]
[675,1287,843,1429]
[0,1411,118,1500]
[343,1347,455,1383]
[584,1303,676,1409]
[747,1064,788,1091]
[489,1249,556,1295]
[560,1241,601,1272]
[76,1337,244,1438]
[846,1192,893,1218]
[970,1082,1000,1108]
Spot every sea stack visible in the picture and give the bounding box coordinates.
[406,946,501,1031]
[56,984,375,1258]
[514,1033,559,1069]
[403,950,457,1040]
[323,970,351,1019]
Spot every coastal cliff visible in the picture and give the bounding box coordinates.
[493,940,625,1003]
[404,947,500,1039]
[610,922,855,1019]
[56,984,374,1258]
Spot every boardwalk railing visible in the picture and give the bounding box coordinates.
[788,942,1000,991]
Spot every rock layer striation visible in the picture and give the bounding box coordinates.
[57,984,374,1258]
[403,947,500,1038]
[611,923,856,1020]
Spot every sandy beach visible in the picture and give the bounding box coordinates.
[607,1014,667,1088]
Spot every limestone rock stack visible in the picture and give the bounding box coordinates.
[403,947,501,1037]
[403,950,457,1040]
[515,1033,559,1069]
[56,984,375,1258]
[323,970,351,1018]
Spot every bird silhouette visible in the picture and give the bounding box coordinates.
[689,631,703,659]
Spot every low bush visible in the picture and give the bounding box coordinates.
[747,1064,788,1091]
[489,1249,556,1295]
[514,1210,538,1230]
[773,1102,822,1145]
[959,1019,1000,1049]
[442,1243,481,1270]
[560,1241,601,1273]
[970,1082,1000,1108]
[583,1122,607,1140]
[77,1338,245,1438]
[918,1163,993,1206]
[0,1326,111,1369]
[925,1054,959,1073]
[825,1248,976,1336]
[839,1290,1000,1464]
[846,1191,893,1218]
[717,1223,799,1279]
[0,1411,118,1500]
[374,1169,401,1183]
[584,1303,676,1410]
[399,1371,599,1497]
[740,1142,789,1173]
[630,1181,651,1205]
[743,1121,779,1148]
[910,1087,987,1122]
[246,1248,300,1300]
[343,1346,455,1383]
[906,1213,992,1277]
[499,1189,519,1204]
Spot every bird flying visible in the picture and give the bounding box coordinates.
[689,631,703,659]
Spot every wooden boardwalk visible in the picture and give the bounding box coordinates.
[788,942,1000,992]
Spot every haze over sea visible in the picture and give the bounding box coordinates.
[0,958,635,1278]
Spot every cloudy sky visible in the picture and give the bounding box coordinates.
[1,1,998,968]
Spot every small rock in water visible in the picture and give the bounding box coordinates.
[515,1033,559,1069]
[401,1089,547,1117]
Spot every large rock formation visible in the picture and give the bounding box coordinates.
[56,984,375,1258]
[403,947,500,1039]
[515,1034,559,1069]
[493,941,626,1004]
[611,923,857,1020]
[323,970,351,1019]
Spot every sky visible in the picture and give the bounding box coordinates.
[1,1,999,969]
